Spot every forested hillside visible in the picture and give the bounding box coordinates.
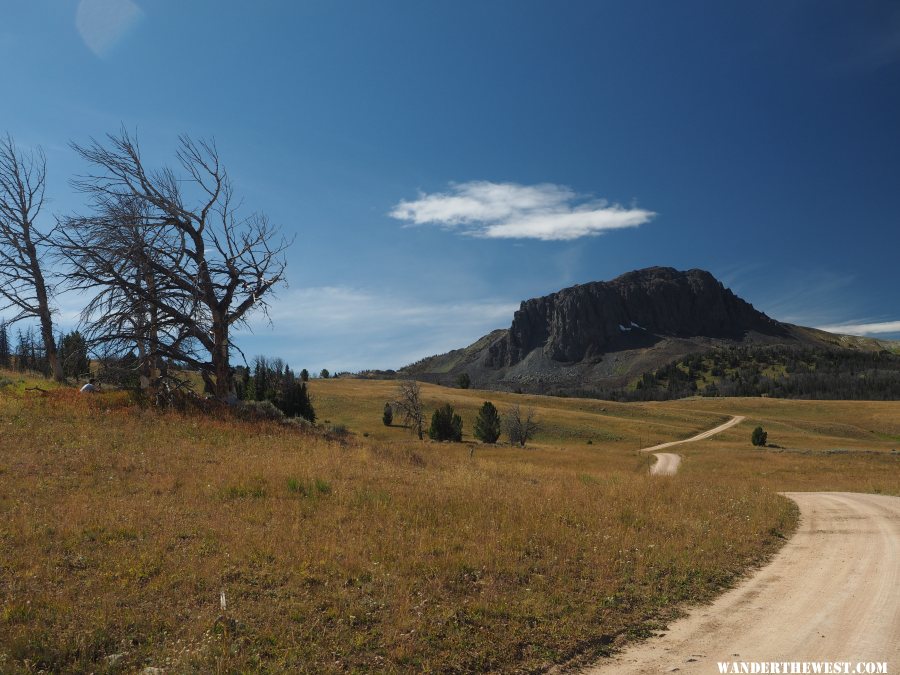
[575,345,900,402]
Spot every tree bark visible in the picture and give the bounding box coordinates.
[209,309,232,400]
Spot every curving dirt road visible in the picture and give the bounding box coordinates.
[583,491,900,673]
[648,452,681,476]
[643,415,745,476]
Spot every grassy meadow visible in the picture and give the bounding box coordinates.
[310,378,900,493]
[0,371,898,673]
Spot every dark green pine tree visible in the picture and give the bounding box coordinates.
[15,329,30,371]
[0,320,9,368]
[473,401,502,444]
[254,357,269,401]
[751,426,768,446]
[58,330,90,379]
[277,380,316,422]
[243,370,257,401]
[428,403,463,442]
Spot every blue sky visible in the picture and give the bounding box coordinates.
[2,0,900,371]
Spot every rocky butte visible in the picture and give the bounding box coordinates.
[399,267,888,395]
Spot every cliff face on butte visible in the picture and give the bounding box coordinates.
[401,267,814,394]
[484,267,786,368]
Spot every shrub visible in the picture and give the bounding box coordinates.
[456,373,470,389]
[320,369,330,379]
[382,402,393,426]
[284,416,313,431]
[236,400,285,422]
[473,401,501,443]
[428,403,463,442]
[751,426,768,446]
[328,424,349,435]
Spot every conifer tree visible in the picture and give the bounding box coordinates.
[0,320,9,368]
[429,403,463,442]
[473,401,501,443]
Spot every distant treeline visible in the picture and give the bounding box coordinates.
[574,345,900,402]
[0,321,91,379]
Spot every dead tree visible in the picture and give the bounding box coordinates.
[63,130,290,399]
[394,379,425,440]
[0,134,64,382]
[505,404,539,447]
[57,194,190,390]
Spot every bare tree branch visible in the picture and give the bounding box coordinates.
[505,405,539,447]
[394,380,425,440]
[0,133,63,381]
[59,130,291,398]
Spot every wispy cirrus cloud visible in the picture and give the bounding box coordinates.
[389,181,655,241]
[263,286,516,333]
[817,320,900,336]
[233,286,518,371]
[747,269,858,326]
[76,0,143,57]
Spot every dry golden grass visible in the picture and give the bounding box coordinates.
[0,374,896,672]
[311,379,900,491]
[312,379,731,450]
[651,398,900,494]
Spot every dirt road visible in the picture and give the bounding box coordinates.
[583,491,900,673]
[648,452,681,476]
[643,415,745,476]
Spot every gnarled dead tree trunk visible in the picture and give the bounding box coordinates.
[0,134,63,382]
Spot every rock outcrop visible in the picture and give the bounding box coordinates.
[485,267,784,367]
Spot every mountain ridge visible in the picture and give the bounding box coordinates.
[398,267,898,396]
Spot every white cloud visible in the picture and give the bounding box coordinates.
[389,181,655,241]
[234,286,518,371]
[817,320,900,336]
[262,287,515,331]
[76,0,143,57]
